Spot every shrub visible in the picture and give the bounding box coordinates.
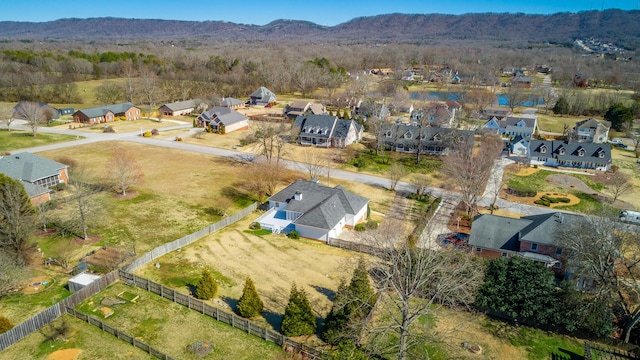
[507,184,537,197]
[281,284,316,337]
[194,269,217,300]
[249,222,261,230]
[143,131,152,137]
[185,340,213,358]
[102,126,115,133]
[236,277,264,318]
[0,315,13,334]
[366,220,378,230]
[175,137,183,141]
[150,128,159,135]
[354,223,366,232]
[206,207,225,217]
[557,197,571,203]
[287,230,300,239]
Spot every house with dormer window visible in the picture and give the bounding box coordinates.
[381,124,473,155]
[482,115,537,139]
[528,140,611,171]
[293,114,363,148]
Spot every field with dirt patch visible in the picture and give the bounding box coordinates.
[75,282,283,359]
[0,314,153,360]
[135,216,364,334]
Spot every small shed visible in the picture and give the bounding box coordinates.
[68,272,101,292]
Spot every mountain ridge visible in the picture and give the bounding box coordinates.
[0,10,637,47]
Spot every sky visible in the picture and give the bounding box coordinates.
[0,0,637,26]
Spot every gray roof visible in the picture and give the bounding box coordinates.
[76,102,138,118]
[199,107,248,126]
[469,212,584,251]
[573,118,609,131]
[160,100,197,112]
[529,140,611,165]
[382,124,474,147]
[221,97,244,107]
[20,180,50,198]
[269,179,369,230]
[250,87,276,103]
[293,115,339,140]
[0,152,67,183]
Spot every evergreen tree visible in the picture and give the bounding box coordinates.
[343,109,350,120]
[0,315,13,334]
[604,103,633,131]
[236,277,264,318]
[553,96,569,116]
[194,269,217,300]
[281,284,316,337]
[322,257,376,344]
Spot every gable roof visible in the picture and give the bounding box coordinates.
[294,114,338,139]
[382,124,474,147]
[573,118,609,131]
[469,212,584,250]
[250,86,276,102]
[0,152,67,183]
[221,97,244,107]
[13,101,60,119]
[160,99,197,112]
[529,140,611,165]
[199,107,248,126]
[268,179,369,230]
[76,102,138,118]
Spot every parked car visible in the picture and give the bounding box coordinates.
[609,139,622,145]
[616,143,628,149]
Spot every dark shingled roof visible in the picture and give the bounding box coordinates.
[160,99,197,111]
[76,102,138,118]
[198,107,248,126]
[269,179,369,230]
[0,152,67,182]
[529,140,611,166]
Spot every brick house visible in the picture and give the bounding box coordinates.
[0,152,69,205]
[73,103,141,124]
[469,212,583,276]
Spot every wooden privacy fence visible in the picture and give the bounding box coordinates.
[0,270,120,352]
[1,203,257,352]
[327,237,379,256]
[65,307,176,360]
[126,202,257,272]
[120,271,326,360]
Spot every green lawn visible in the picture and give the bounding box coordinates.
[0,314,155,360]
[0,272,72,324]
[75,282,284,359]
[0,130,81,152]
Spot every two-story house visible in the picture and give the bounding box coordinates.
[572,118,610,143]
[293,114,363,148]
[482,115,537,139]
[381,124,473,155]
[528,140,611,171]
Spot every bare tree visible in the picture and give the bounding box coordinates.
[503,85,528,112]
[139,68,160,106]
[13,101,53,137]
[603,171,633,203]
[363,221,484,360]
[629,132,640,159]
[95,82,125,105]
[68,166,96,241]
[254,122,284,162]
[0,104,15,131]
[387,162,408,192]
[121,60,137,103]
[557,214,640,343]
[108,148,143,196]
[443,134,503,217]
[0,252,28,297]
[243,159,284,203]
[303,149,327,180]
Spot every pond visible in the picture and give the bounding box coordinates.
[409,91,544,107]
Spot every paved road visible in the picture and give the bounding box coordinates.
[8,122,558,241]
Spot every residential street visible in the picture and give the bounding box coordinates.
[7,123,557,248]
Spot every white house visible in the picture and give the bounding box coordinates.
[255,179,369,241]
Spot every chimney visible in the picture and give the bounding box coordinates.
[294,191,302,201]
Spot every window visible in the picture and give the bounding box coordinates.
[404,131,412,139]
[578,149,584,157]
[385,131,392,138]
[540,146,547,154]
[555,247,562,256]
[475,247,482,253]
[530,243,538,252]
[501,253,508,258]
[558,148,565,155]
[553,262,562,269]
[598,151,605,158]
